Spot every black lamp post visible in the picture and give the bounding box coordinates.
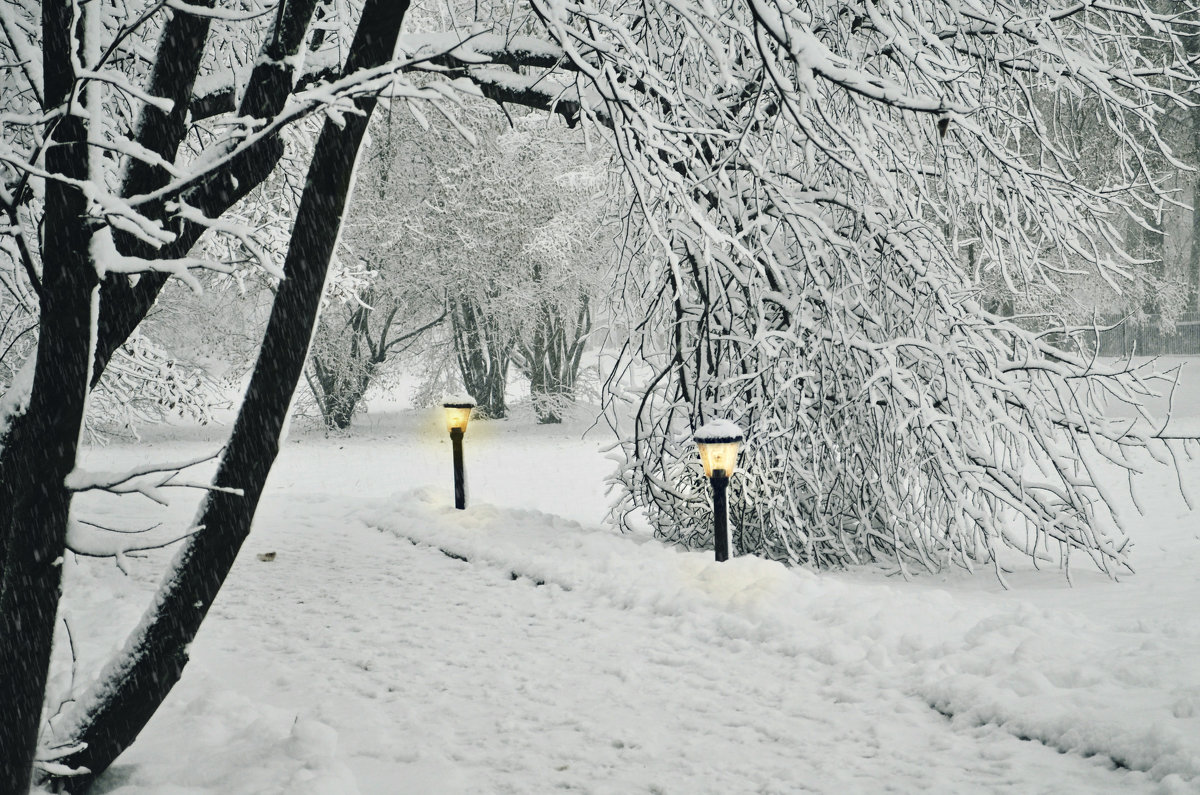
[694,420,744,562]
[443,398,475,510]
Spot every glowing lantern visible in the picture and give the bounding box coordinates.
[694,419,743,478]
[693,419,744,562]
[443,403,474,434]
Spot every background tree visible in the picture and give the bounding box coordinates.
[301,109,448,430]
[405,110,555,420]
[305,276,446,428]
[509,123,611,423]
[313,104,612,424]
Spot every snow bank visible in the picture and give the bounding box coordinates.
[917,605,1200,785]
[45,550,359,795]
[74,688,357,795]
[365,487,1200,785]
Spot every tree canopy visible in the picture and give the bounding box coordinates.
[515,0,1200,575]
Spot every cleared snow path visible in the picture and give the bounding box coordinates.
[86,487,1179,794]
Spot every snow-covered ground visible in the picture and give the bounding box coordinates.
[49,376,1200,794]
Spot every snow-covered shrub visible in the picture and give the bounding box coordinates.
[526,0,1200,578]
[88,333,223,437]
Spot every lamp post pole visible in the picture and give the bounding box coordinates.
[711,468,730,562]
[443,398,474,510]
[450,426,466,510]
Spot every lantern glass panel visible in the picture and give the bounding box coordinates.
[444,406,473,433]
[698,440,740,478]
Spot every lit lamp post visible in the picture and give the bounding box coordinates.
[443,398,475,510]
[694,420,743,562]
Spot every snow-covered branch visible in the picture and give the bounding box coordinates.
[522,0,1200,579]
[124,51,485,213]
[66,517,202,574]
[65,448,239,506]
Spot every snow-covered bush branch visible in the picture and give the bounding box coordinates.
[525,0,1200,578]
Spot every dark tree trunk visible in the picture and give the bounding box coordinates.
[1,0,318,589]
[0,4,95,791]
[45,1,410,790]
[91,0,320,383]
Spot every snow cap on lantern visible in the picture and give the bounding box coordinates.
[693,419,744,478]
[442,394,476,433]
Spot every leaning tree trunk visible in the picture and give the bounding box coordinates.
[0,4,96,790]
[0,0,314,589]
[44,2,411,790]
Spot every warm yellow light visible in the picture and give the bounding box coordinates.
[443,403,474,433]
[697,440,740,478]
[694,419,744,478]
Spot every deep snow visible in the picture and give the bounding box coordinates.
[43,382,1200,794]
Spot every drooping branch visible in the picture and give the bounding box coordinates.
[522,0,1200,578]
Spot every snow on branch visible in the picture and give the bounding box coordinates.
[456,66,601,127]
[188,32,569,123]
[65,448,240,506]
[168,199,283,280]
[164,0,274,21]
[76,68,174,113]
[0,348,35,450]
[0,0,43,104]
[125,47,489,212]
[89,227,228,291]
[4,28,500,284]
[66,517,202,574]
[397,31,568,71]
